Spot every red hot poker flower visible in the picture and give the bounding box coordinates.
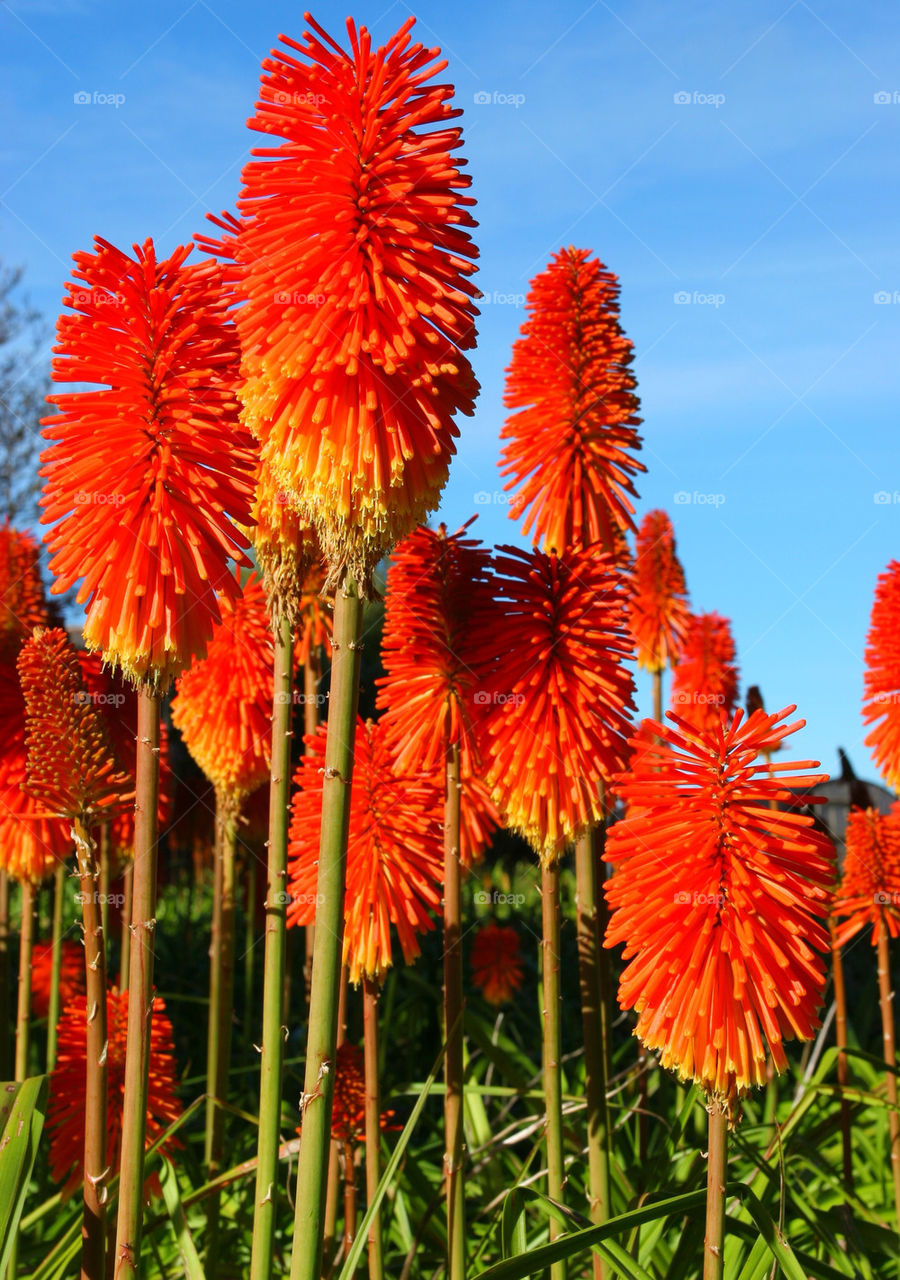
[32,939,85,1021]
[17,627,132,822]
[670,612,739,731]
[833,806,900,948]
[500,247,644,555]
[47,988,181,1197]
[236,15,479,587]
[629,509,690,673]
[862,560,900,790]
[40,236,257,688]
[604,706,833,1107]
[470,921,524,1005]
[474,545,635,859]
[377,522,498,863]
[0,522,52,661]
[286,718,443,983]
[170,570,273,804]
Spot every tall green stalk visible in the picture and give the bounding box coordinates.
[46,859,66,1072]
[363,976,384,1280]
[119,861,133,992]
[302,651,321,1016]
[113,687,161,1279]
[0,869,9,1080]
[443,739,465,1280]
[574,825,609,1280]
[205,794,238,1267]
[323,966,349,1272]
[14,878,35,1081]
[541,856,566,1280]
[243,858,256,1058]
[703,1104,728,1280]
[250,611,294,1280]
[830,918,853,1192]
[877,926,900,1232]
[75,816,109,1280]
[290,578,362,1280]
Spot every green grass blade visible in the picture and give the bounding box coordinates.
[0,1075,49,1276]
[158,1158,205,1280]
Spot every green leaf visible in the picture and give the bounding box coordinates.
[0,1075,49,1276]
[157,1158,205,1280]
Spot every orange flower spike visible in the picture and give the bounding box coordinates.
[294,558,333,671]
[47,988,181,1197]
[604,705,834,1107]
[470,921,525,1005]
[670,611,739,731]
[833,807,900,948]
[170,570,273,803]
[236,15,480,588]
[286,718,443,983]
[0,666,71,883]
[500,247,644,555]
[629,509,691,673]
[40,236,257,688]
[0,522,51,661]
[862,560,900,789]
[474,545,635,859]
[17,627,133,822]
[376,522,499,862]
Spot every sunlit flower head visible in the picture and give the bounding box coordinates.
[832,806,900,948]
[236,15,479,588]
[470,921,524,1005]
[629,509,690,673]
[474,545,635,860]
[499,247,644,555]
[670,611,739,731]
[170,569,273,804]
[862,560,900,790]
[40,236,257,688]
[0,521,51,661]
[604,706,833,1108]
[17,627,132,822]
[286,717,443,983]
[47,987,181,1197]
[294,558,332,671]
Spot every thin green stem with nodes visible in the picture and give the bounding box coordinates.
[46,859,66,1072]
[290,578,362,1280]
[703,1104,728,1280]
[877,925,900,1232]
[250,610,294,1280]
[541,856,566,1280]
[364,975,384,1280]
[444,737,465,1280]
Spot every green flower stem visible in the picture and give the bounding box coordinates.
[541,855,566,1280]
[363,975,384,1280]
[46,859,66,1073]
[703,1103,728,1280]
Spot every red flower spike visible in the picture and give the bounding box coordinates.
[17,628,132,822]
[474,545,635,859]
[500,247,644,555]
[47,988,181,1197]
[286,718,443,983]
[470,921,524,1005]
[604,706,833,1107]
[833,807,900,948]
[0,666,70,883]
[376,522,499,863]
[40,236,257,688]
[0,522,51,661]
[629,509,690,673]
[862,561,900,790]
[236,15,479,588]
[171,570,273,803]
[670,612,739,731]
[31,939,85,1021]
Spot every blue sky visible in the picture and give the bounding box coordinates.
[2,0,899,778]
